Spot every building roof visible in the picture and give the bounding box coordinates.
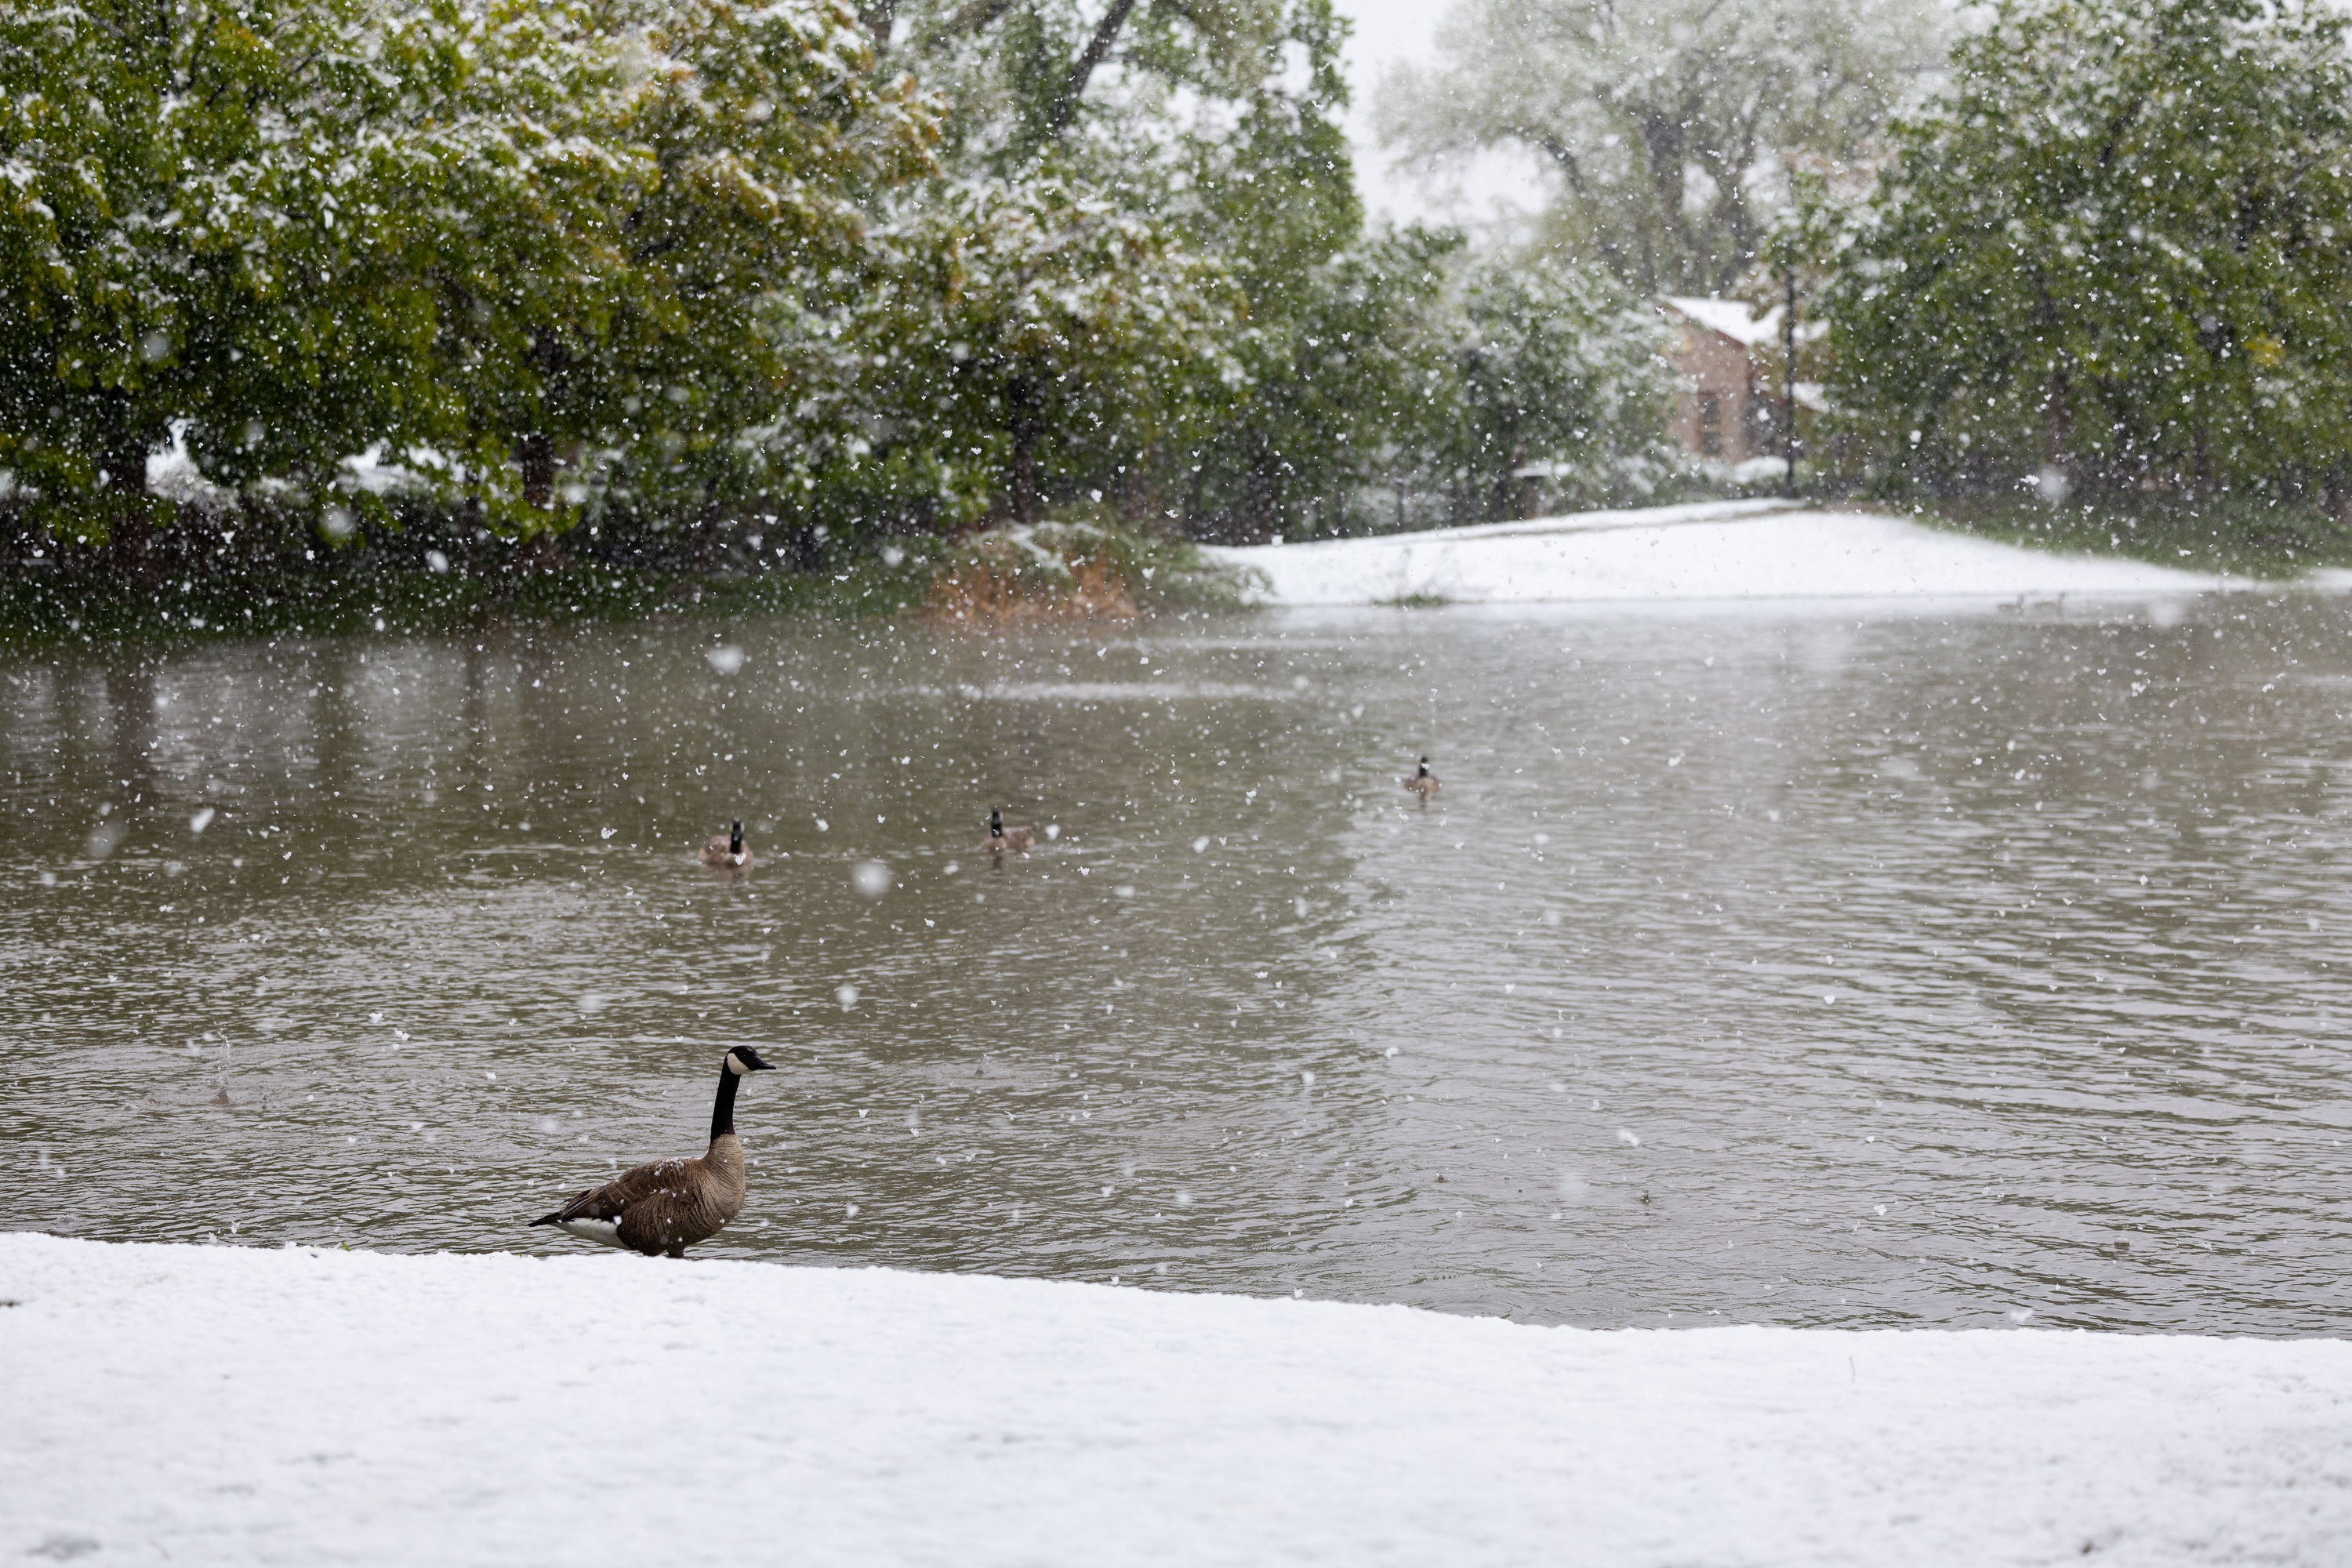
[1661,295,1828,349]
[1661,295,1778,347]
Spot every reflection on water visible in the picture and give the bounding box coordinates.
[4,595,2349,1332]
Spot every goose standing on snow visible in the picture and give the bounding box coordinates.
[700,819,753,869]
[982,807,1034,855]
[1404,757,1441,803]
[529,1045,775,1258]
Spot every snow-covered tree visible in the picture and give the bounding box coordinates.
[860,0,1366,534]
[876,0,1345,172]
[1825,0,2352,505]
[492,0,940,529]
[0,0,481,540]
[0,0,1695,556]
[1179,227,1456,542]
[0,0,938,543]
[1377,0,1946,296]
[1423,253,1675,520]
[839,175,1241,526]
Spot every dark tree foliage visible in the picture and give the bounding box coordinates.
[1179,230,1455,543]
[0,0,936,554]
[1428,257,1675,523]
[1825,0,2352,506]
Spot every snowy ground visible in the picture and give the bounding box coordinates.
[1206,500,2263,606]
[4,1236,2347,1566]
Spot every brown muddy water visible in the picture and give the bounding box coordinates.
[3,596,2348,1331]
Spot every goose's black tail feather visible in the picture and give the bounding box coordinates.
[528,1212,563,1227]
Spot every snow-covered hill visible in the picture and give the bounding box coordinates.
[1206,500,2256,607]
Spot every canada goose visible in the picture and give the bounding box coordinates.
[699,819,753,869]
[982,807,1034,855]
[529,1045,775,1258]
[1404,757,1440,802]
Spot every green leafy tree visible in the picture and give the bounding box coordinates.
[0,0,478,546]
[1194,238,1675,539]
[1825,0,2352,504]
[1180,227,1456,541]
[495,0,938,532]
[1160,0,1392,541]
[880,0,1337,169]
[1423,253,1675,521]
[0,0,937,550]
[840,174,1240,527]
[852,0,1374,534]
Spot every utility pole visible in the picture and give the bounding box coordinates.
[1784,268,1798,499]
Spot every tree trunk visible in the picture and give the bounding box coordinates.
[518,433,555,511]
[2043,369,2073,481]
[99,396,157,582]
[788,527,826,573]
[1243,429,1282,543]
[1488,437,1525,522]
[1637,111,1694,292]
[1007,373,1042,524]
[521,326,567,514]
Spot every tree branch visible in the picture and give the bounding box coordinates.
[1044,0,1143,141]
[1514,126,1592,198]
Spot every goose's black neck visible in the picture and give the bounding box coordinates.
[711,1064,742,1142]
[729,821,744,855]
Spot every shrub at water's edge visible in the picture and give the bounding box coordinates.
[919,516,1249,626]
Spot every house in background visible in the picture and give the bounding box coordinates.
[1658,296,1806,470]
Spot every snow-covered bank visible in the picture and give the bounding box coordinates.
[1206,502,2256,606]
[3,1236,2347,1566]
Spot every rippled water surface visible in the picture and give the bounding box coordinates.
[5,594,2350,1332]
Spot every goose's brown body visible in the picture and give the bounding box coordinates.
[531,1047,772,1258]
[700,819,753,869]
[983,808,1033,855]
[539,1135,746,1258]
[1405,758,1440,801]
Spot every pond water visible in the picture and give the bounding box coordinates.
[4,593,2348,1333]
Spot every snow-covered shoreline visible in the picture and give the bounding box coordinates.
[1204,502,2263,607]
[4,1235,2347,1565]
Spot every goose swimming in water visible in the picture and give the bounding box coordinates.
[982,807,1034,855]
[700,820,753,869]
[529,1045,775,1258]
[1404,757,1440,803]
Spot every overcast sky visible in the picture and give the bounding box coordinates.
[1327,0,1536,227]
